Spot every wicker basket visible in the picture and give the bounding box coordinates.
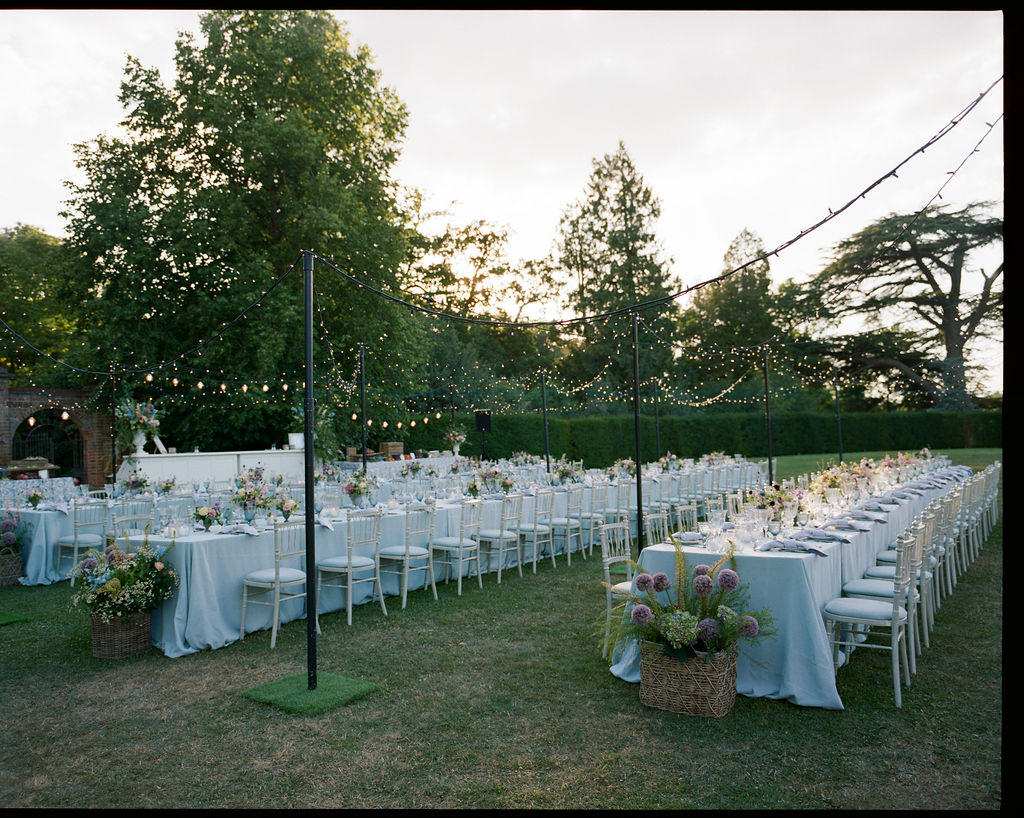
[90,611,152,659]
[0,551,22,587]
[639,641,738,717]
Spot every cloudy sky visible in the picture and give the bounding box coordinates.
[0,9,1004,387]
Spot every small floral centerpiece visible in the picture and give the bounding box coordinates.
[658,452,683,472]
[158,477,177,495]
[1,510,26,585]
[465,478,482,498]
[121,473,149,494]
[699,451,729,466]
[276,495,300,520]
[233,467,271,510]
[70,540,180,623]
[193,503,223,530]
[26,489,44,509]
[611,458,637,477]
[553,458,579,483]
[400,461,422,478]
[499,475,515,494]
[314,462,342,483]
[752,483,794,521]
[443,427,467,448]
[343,470,374,502]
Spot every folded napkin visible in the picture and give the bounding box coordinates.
[757,538,828,556]
[721,522,735,530]
[216,523,261,536]
[823,517,871,532]
[672,531,703,543]
[848,510,886,523]
[36,500,69,514]
[792,528,850,543]
[316,514,334,531]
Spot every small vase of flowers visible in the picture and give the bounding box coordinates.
[194,504,223,531]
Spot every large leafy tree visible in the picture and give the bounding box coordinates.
[795,203,1002,408]
[59,10,425,450]
[676,229,779,391]
[556,141,679,399]
[0,225,80,380]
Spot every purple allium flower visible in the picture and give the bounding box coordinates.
[693,574,714,597]
[79,557,98,572]
[698,618,721,643]
[0,518,15,533]
[631,604,654,626]
[652,572,671,592]
[1,531,15,546]
[717,568,739,591]
[634,573,655,592]
[693,564,711,576]
[739,616,760,638]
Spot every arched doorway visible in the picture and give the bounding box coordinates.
[12,409,85,482]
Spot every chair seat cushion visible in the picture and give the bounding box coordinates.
[478,528,517,541]
[56,533,104,548]
[842,577,895,598]
[318,554,374,570]
[379,545,429,558]
[824,596,907,622]
[550,517,580,527]
[519,524,550,535]
[875,550,898,564]
[244,567,306,584]
[433,537,477,550]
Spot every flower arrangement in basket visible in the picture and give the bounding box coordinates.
[25,489,44,509]
[604,541,774,717]
[193,504,223,530]
[70,538,180,659]
[1,509,26,586]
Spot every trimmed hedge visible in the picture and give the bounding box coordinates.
[401,409,1002,469]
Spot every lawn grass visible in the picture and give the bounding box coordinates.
[0,448,1001,808]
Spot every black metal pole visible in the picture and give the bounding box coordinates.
[833,365,844,464]
[632,313,644,555]
[110,367,117,490]
[302,250,318,691]
[360,343,368,473]
[654,378,661,457]
[762,344,774,485]
[541,371,551,473]
[449,381,455,425]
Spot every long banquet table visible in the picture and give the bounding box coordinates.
[150,502,466,657]
[608,466,967,709]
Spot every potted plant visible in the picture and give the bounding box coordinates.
[605,541,774,717]
[0,510,25,586]
[69,539,180,659]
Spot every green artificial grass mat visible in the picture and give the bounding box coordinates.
[0,611,30,626]
[241,671,380,715]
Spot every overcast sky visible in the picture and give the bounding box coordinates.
[0,9,1004,388]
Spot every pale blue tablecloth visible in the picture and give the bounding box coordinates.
[150,503,464,657]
